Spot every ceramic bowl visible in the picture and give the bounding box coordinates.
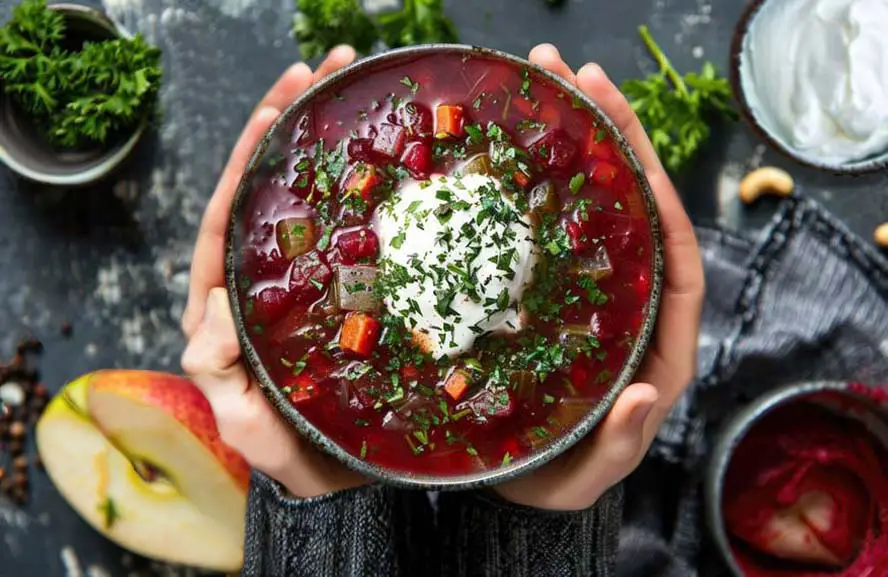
[730,0,888,175]
[0,3,147,186]
[225,45,664,489]
[705,381,888,575]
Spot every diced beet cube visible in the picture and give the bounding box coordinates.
[347,138,376,163]
[401,141,431,178]
[342,164,381,201]
[335,228,379,263]
[590,310,616,341]
[372,124,407,158]
[397,102,433,136]
[251,285,294,321]
[564,220,587,253]
[289,250,333,302]
[530,130,578,173]
[288,163,314,198]
[242,245,290,279]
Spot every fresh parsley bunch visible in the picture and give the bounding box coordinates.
[0,0,162,149]
[293,0,458,60]
[621,25,736,173]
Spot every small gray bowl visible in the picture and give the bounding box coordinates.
[705,381,888,575]
[0,3,147,186]
[225,45,664,490]
[730,0,888,175]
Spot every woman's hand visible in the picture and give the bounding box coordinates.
[180,46,367,499]
[493,44,705,511]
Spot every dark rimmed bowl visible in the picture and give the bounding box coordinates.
[225,44,664,490]
[0,3,147,186]
[705,381,888,575]
[730,0,888,176]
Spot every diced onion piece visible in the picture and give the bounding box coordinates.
[460,153,493,176]
[559,324,593,354]
[571,245,613,281]
[334,265,379,312]
[275,217,316,259]
[435,104,465,138]
[529,181,558,215]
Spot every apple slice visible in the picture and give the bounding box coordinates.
[85,370,251,532]
[36,372,250,572]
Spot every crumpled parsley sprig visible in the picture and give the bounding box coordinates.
[621,25,737,173]
[0,0,162,149]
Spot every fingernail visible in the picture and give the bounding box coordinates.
[579,62,606,80]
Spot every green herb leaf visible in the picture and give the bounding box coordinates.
[0,0,163,148]
[569,172,585,195]
[620,25,736,173]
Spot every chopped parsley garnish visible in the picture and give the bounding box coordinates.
[399,75,420,94]
[569,172,586,195]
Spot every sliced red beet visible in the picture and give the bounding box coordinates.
[401,141,431,178]
[251,285,294,322]
[335,228,379,263]
[372,124,407,159]
[530,130,578,174]
[289,250,333,302]
[347,138,376,163]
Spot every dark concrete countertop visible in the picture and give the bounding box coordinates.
[0,0,886,575]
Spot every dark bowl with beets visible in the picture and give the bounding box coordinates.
[225,45,664,489]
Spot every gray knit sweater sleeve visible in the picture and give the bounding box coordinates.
[438,485,624,577]
[243,470,622,577]
[242,471,435,577]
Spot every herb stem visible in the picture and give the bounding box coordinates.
[638,25,687,96]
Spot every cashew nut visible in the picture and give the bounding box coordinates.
[874,223,888,248]
[739,167,795,204]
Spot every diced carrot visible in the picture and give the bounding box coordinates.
[444,369,471,401]
[586,130,616,161]
[512,170,530,188]
[343,164,380,201]
[435,104,465,139]
[339,312,381,357]
[401,364,420,381]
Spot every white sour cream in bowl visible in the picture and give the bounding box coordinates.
[738,0,888,170]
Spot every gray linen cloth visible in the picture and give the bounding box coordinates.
[242,197,888,577]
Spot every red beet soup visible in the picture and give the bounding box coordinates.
[232,51,657,477]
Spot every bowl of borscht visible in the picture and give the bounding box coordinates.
[225,45,663,488]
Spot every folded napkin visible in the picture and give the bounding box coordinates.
[618,197,888,576]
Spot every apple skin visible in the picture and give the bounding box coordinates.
[36,371,251,572]
[86,369,251,492]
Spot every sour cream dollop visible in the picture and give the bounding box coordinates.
[740,0,888,164]
[375,174,537,358]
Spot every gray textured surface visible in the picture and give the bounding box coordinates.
[0,0,886,575]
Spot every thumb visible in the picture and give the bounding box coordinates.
[576,382,659,495]
[181,287,246,389]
